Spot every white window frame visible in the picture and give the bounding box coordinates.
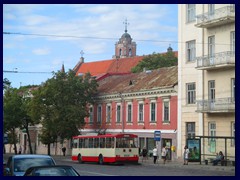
[127,102,133,123]
[106,104,111,123]
[208,80,215,102]
[89,106,93,124]
[208,4,215,19]
[116,103,121,123]
[208,122,216,144]
[231,78,235,102]
[138,102,144,122]
[186,40,196,62]
[231,31,235,52]
[186,4,195,23]
[163,99,170,123]
[186,82,196,104]
[97,105,102,123]
[150,101,156,122]
[231,122,235,146]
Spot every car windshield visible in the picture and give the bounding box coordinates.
[31,167,79,176]
[14,158,55,172]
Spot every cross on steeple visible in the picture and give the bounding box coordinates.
[123,18,129,33]
[80,50,84,58]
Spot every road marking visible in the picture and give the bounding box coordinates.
[79,170,118,176]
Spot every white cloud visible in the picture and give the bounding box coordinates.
[32,48,51,55]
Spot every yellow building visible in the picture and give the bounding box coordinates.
[178,4,235,162]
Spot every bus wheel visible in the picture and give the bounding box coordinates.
[98,155,104,165]
[78,154,83,164]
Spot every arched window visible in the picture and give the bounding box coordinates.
[129,49,132,56]
[119,49,122,56]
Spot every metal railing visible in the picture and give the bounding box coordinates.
[196,6,235,27]
[196,97,235,113]
[196,51,235,69]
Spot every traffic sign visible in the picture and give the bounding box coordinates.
[154,131,161,141]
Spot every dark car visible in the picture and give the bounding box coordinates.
[4,154,56,176]
[24,165,80,176]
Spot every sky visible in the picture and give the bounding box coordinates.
[3,4,178,88]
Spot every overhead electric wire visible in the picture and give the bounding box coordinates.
[3,70,52,74]
[3,31,231,46]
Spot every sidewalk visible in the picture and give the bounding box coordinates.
[139,157,235,172]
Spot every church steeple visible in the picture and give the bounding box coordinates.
[113,19,137,59]
[123,18,129,33]
[61,63,65,73]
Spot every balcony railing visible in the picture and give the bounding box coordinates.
[195,6,235,28]
[195,51,235,70]
[196,97,235,113]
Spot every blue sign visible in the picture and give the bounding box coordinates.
[154,131,161,141]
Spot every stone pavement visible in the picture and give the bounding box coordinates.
[138,157,235,173]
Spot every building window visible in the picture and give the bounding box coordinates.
[97,105,102,123]
[231,122,235,146]
[186,122,195,139]
[231,31,235,52]
[232,78,235,101]
[186,83,196,104]
[208,80,215,102]
[150,102,156,122]
[129,49,132,56]
[163,101,169,122]
[89,106,93,123]
[116,104,121,123]
[186,40,196,62]
[127,104,132,123]
[208,4,215,15]
[186,4,195,23]
[138,103,144,122]
[119,49,122,56]
[106,105,111,123]
[208,122,216,144]
[208,36,215,65]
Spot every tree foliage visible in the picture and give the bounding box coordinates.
[131,51,178,73]
[30,70,98,148]
[3,88,25,154]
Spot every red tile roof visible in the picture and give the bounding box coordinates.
[75,51,178,78]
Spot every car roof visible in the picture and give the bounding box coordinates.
[11,154,54,159]
[27,165,73,169]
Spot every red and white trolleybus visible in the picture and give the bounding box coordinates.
[71,133,139,164]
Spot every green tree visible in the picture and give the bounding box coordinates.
[3,88,24,154]
[131,51,178,73]
[30,70,98,155]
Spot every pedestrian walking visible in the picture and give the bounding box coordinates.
[183,145,189,165]
[62,147,66,156]
[142,147,148,162]
[153,146,158,164]
[18,145,22,154]
[161,144,167,164]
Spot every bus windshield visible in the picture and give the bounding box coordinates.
[116,137,137,148]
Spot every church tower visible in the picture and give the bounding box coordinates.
[113,19,137,59]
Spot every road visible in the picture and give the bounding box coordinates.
[54,157,235,176]
[3,154,235,176]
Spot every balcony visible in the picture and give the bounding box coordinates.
[195,51,235,70]
[196,97,235,113]
[195,6,235,28]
